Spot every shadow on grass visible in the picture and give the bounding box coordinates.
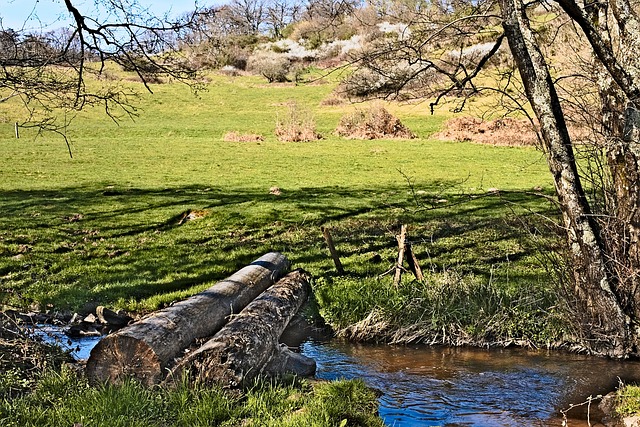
[0,183,559,311]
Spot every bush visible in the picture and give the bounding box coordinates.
[247,52,291,83]
[181,35,252,71]
[275,101,322,142]
[219,65,241,77]
[335,104,416,139]
[433,117,538,146]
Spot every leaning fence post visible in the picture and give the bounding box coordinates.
[322,226,345,274]
[394,225,407,287]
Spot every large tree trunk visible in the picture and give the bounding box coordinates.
[86,252,290,385]
[499,0,632,356]
[594,13,640,325]
[166,269,314,388]
[595,0,640,324]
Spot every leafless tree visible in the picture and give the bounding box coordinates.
[227,0,268,34]
[266,0,304,38]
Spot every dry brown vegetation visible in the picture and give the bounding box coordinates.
[0,312,71,398]
[434,117,539,146]
[275,101,322,142]
[335,105,416,140]
[320,94,347,106]
[223,131,265,142]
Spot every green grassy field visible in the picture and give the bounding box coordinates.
[0,69,568,426]
[0,71,561,344]
[1,364,383,427]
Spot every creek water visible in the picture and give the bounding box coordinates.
[37,326,640,426]
[301,340,640,427]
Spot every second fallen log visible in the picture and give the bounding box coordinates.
[168,269,314,387]
[86,252,289,386]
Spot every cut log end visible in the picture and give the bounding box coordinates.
[86,335,162,386]
[85,252,290,386]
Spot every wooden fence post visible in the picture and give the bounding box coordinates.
[394,225,407,287]
[322,226,345,274]
[405,242,424,282]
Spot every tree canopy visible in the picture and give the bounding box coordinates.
[0,0,210,155]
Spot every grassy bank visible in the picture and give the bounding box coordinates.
[0,312,382,427]
[1,367,382,427]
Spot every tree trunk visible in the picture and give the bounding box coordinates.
[166,269,314,388]
[597,49,640,324]
[500,0,631,356]
[86,252,290,385]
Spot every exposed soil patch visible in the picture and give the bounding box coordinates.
[174,209,209,225]
[434,117,539,146]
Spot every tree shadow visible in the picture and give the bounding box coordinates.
[0,183,559,311]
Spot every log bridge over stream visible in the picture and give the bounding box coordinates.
[86,252,317,388]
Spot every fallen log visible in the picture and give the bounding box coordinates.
[167,269,314,388]
[86,252,290,386]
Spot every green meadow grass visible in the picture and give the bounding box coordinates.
[0,366,383,427]
[615,383,640,417]
[0,71,560,343]
[0,70,567,426]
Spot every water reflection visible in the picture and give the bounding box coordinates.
[34,325,102,360]
[302,341,640,427]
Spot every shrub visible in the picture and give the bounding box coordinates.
[275,101,322,142]
[247,52,291,83]
[320,94,347,106]
[181,35,252,71]
[433,117,538,146]
[219,65,241,77]
[335,104,416,139]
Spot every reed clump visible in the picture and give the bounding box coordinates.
[316,270,568,348]
[275,101,322,142]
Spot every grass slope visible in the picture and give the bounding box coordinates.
[0,72,562,345]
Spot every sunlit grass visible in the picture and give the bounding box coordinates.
[0,366,382,427]
[615,384,640,417]
[0,70,561,345]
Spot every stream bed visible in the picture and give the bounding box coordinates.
[37,327,640,426]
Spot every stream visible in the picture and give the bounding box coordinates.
[37,327,640,426]
[301,340,640,426]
